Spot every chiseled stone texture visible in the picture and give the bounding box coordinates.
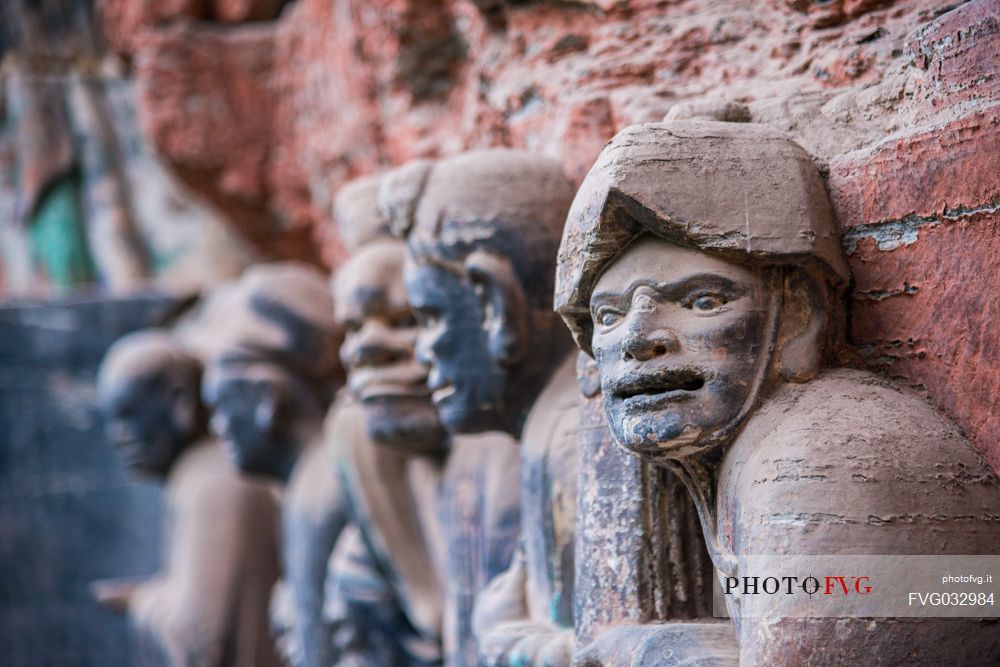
[848,210,1000,473]
[130,20,323,263]
[103,0,1000,471]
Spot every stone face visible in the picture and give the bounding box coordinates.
[557,121,1000,665]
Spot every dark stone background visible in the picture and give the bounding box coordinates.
[0,293,178,666]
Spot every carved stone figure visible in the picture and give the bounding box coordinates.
[197,263,348,667]
[327,174,451,666]
[93,330,283,667]
[200,263,343,482]
[571,353,714,649]
[328,170,524,667]
[555,120,1000,665]
[384,150,581,666]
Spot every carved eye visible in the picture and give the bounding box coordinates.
[688,293,727,312]
[595,307,623,328]
[393,313,418,328]
[414,307,439,327]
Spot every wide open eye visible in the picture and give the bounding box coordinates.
[413,306,440,328]
[688,293,728,312]
[594,307,623,328]
[392,312,418,328]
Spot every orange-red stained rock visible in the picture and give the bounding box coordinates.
[850,211,1000,472]
[213,0,286,23]
[135,23,275,205]
[904,0,1000,111]
[830,105,1000,229]
[99,0,206,56]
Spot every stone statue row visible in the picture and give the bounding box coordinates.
[94,119,1000,667]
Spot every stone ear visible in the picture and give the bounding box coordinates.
[465,250,529,366]
[776,268,827,383]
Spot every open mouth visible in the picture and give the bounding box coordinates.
[359,383,429,402]
[351,366,430,402]
[613,368,706,405]
[431,384,456,404]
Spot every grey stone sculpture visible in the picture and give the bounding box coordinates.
[555,120,1000,665]
[94,329,283,667]
[384,150,581,666]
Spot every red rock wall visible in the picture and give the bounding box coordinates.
[99,0,1000,468]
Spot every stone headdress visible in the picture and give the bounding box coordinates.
[554,120,850,356]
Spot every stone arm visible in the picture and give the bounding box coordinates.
[719,371,1000,665]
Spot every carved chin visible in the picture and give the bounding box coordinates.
[615,412,704,459]
[362,399,445,453]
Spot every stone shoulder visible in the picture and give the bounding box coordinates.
[721,368,1000,555]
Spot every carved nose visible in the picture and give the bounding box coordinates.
[210,412,231,438]
[414,333,433,368]
[352,340,404,367]
[621,329,678,361]
[348,323,407,367]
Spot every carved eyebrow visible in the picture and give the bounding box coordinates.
[591,274,748,309]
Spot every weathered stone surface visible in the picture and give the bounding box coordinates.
[825,97,1000,472]
[135,24,274,206]
[0,294,178,667]
[903,0,1000,111]
[849,211,1000,473]
[213,0,287,23]
[132,22,319,263]
[111,0,953,265]
[830,104,1000,232]
[99,0,207,57]
[98,0,1000,481]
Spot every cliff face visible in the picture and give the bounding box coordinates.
[27,0,1000,468]
[0,0,257,297]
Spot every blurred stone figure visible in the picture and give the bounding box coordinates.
[200,264,344,483]
[384,151,579,667]
[197,263,348,667]
[97,331,203,478]
[93,330,283,667]
[325,174,452,667]
[326,172,525,667]
[555,121,1000,666]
